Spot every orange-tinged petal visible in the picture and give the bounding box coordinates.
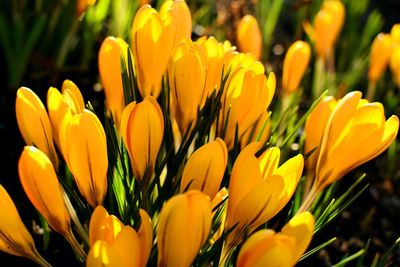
[390,46,400,87]
[47,86,69,149]
[95,216,124,244]
[236,15,262,60]
[18,146,70,235]
[160,0,192,45]
[113,226,140,267]
[89,206,109,246]
[368,33,393,83]
[138,209,153,267]
[86,240,124,267]
[62,80,85,114]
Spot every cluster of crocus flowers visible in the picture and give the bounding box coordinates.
[302,91,399,211]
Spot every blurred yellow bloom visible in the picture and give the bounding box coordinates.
[121,96,164,182]
[18,146,71,236]
[226,143,304,245]
[59,110,108,208]
[180,138,228,199]
[157,190,212,267]
[47,80,85,148]
[160,0,192,46]
[368,33,393,84]
[282,41,311,94]
[304,96,337,173]
[237,212,314,267]
[98,37,129,126]
[315,91,399,190]
[16,87,59,168]
[76,0,96,16]
[390,46,400,87]
[168,39,207,134]
[304,0,345,60]
[390,23,400,46]
[88,206,152,267]
[219,63,275,149]
[0,184,50,266]
[236,15,262,60]
[131,5,174,98]
[240,110,271,149]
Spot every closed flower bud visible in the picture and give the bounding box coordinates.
[121,96,164,182]
[236,15,262,60]
[168,39,207,134]
[237,212,315,267]
[282,41,311,94]
[16,87,59,168]
[98,37,129,125]
[0,185,50,266]
[18,146,71,236]
[59,110,108,208]
[226,143,304,246]
[160,0,192,45]
[180,138,228,199]
[390,46,400,87]
[368,33,393,83]
[219,63,275,149]
[157,190,212,267]
[315,91,399,190]
[131,5,175,98]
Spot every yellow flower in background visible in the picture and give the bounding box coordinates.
[131,5,174,98]
[236,15,262,60]
[0,184,50,266]
[304,96,337,173]
[168,39,207,134]
[18,146,71,236]
[237,212,314,267]
[59,110,108,208]
[157,190,212,267]
[121,96,164,182]
[282,41,311,95]
[87,206,152,267]
[225,143,304,246]
[76,0,96,16]
[16,87,59,169]
[219,63,275,149]
[160,0,192,46]
[315,91,399,190]
[304,0,345,60]
[47,80,85,149]
[180,138,228,199]
[390,46,400,87]
[390,23,400,46]
[368,33,393,84]
[98,36,129,126]
[240,110,271,149]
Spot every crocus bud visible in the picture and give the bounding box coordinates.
[168,39,207,134]
[160,0,192,46]
[226,143,304,246]
[88,206,151,267]
[236,15,262,60]
[315,91,399,190]
[282,41,311,94]
[131,5,174,98]
[219,63,275,149]
[121,96,164,182]
[47,80,85,148]
[180,138,228,199]
[59,110,108,208]
[18,146,71,236]
[98,37,129,125]
[368,33,393,84]
[157,190,212,267]
[390,46,400,87]
[0,185,50,266]
[304,96,337,173]
[16,87,59,168]
[237,212,315,267]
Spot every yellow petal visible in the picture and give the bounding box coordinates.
[113,226,140,267]
[89,206,109,246]
[47,86,69,149]
[62,80,85,114]
[138,209,153,267]
[258,147,280,181]
[86,240,124,267]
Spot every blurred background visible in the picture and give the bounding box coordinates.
[0,0,399,265]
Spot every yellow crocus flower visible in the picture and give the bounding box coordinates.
[87,206,152,267]
[120,96,164,182]
[98,37,129,126]
[59,110,108,208]
[180,138,228,199]
[236,15,262,60]
[0,184,51,267]
[237,212,314,267]
[368,33,393,84]
[131,5,175,98]
[390,46,400,87]
[282,41,311,95]
[225,143,304,246]
[160,0,192,46]
[16,87,59,169]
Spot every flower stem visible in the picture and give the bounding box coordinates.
[366,81,377,101]
[31,252,53,267]
[63,230,87,262]
[297,185,320,214]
